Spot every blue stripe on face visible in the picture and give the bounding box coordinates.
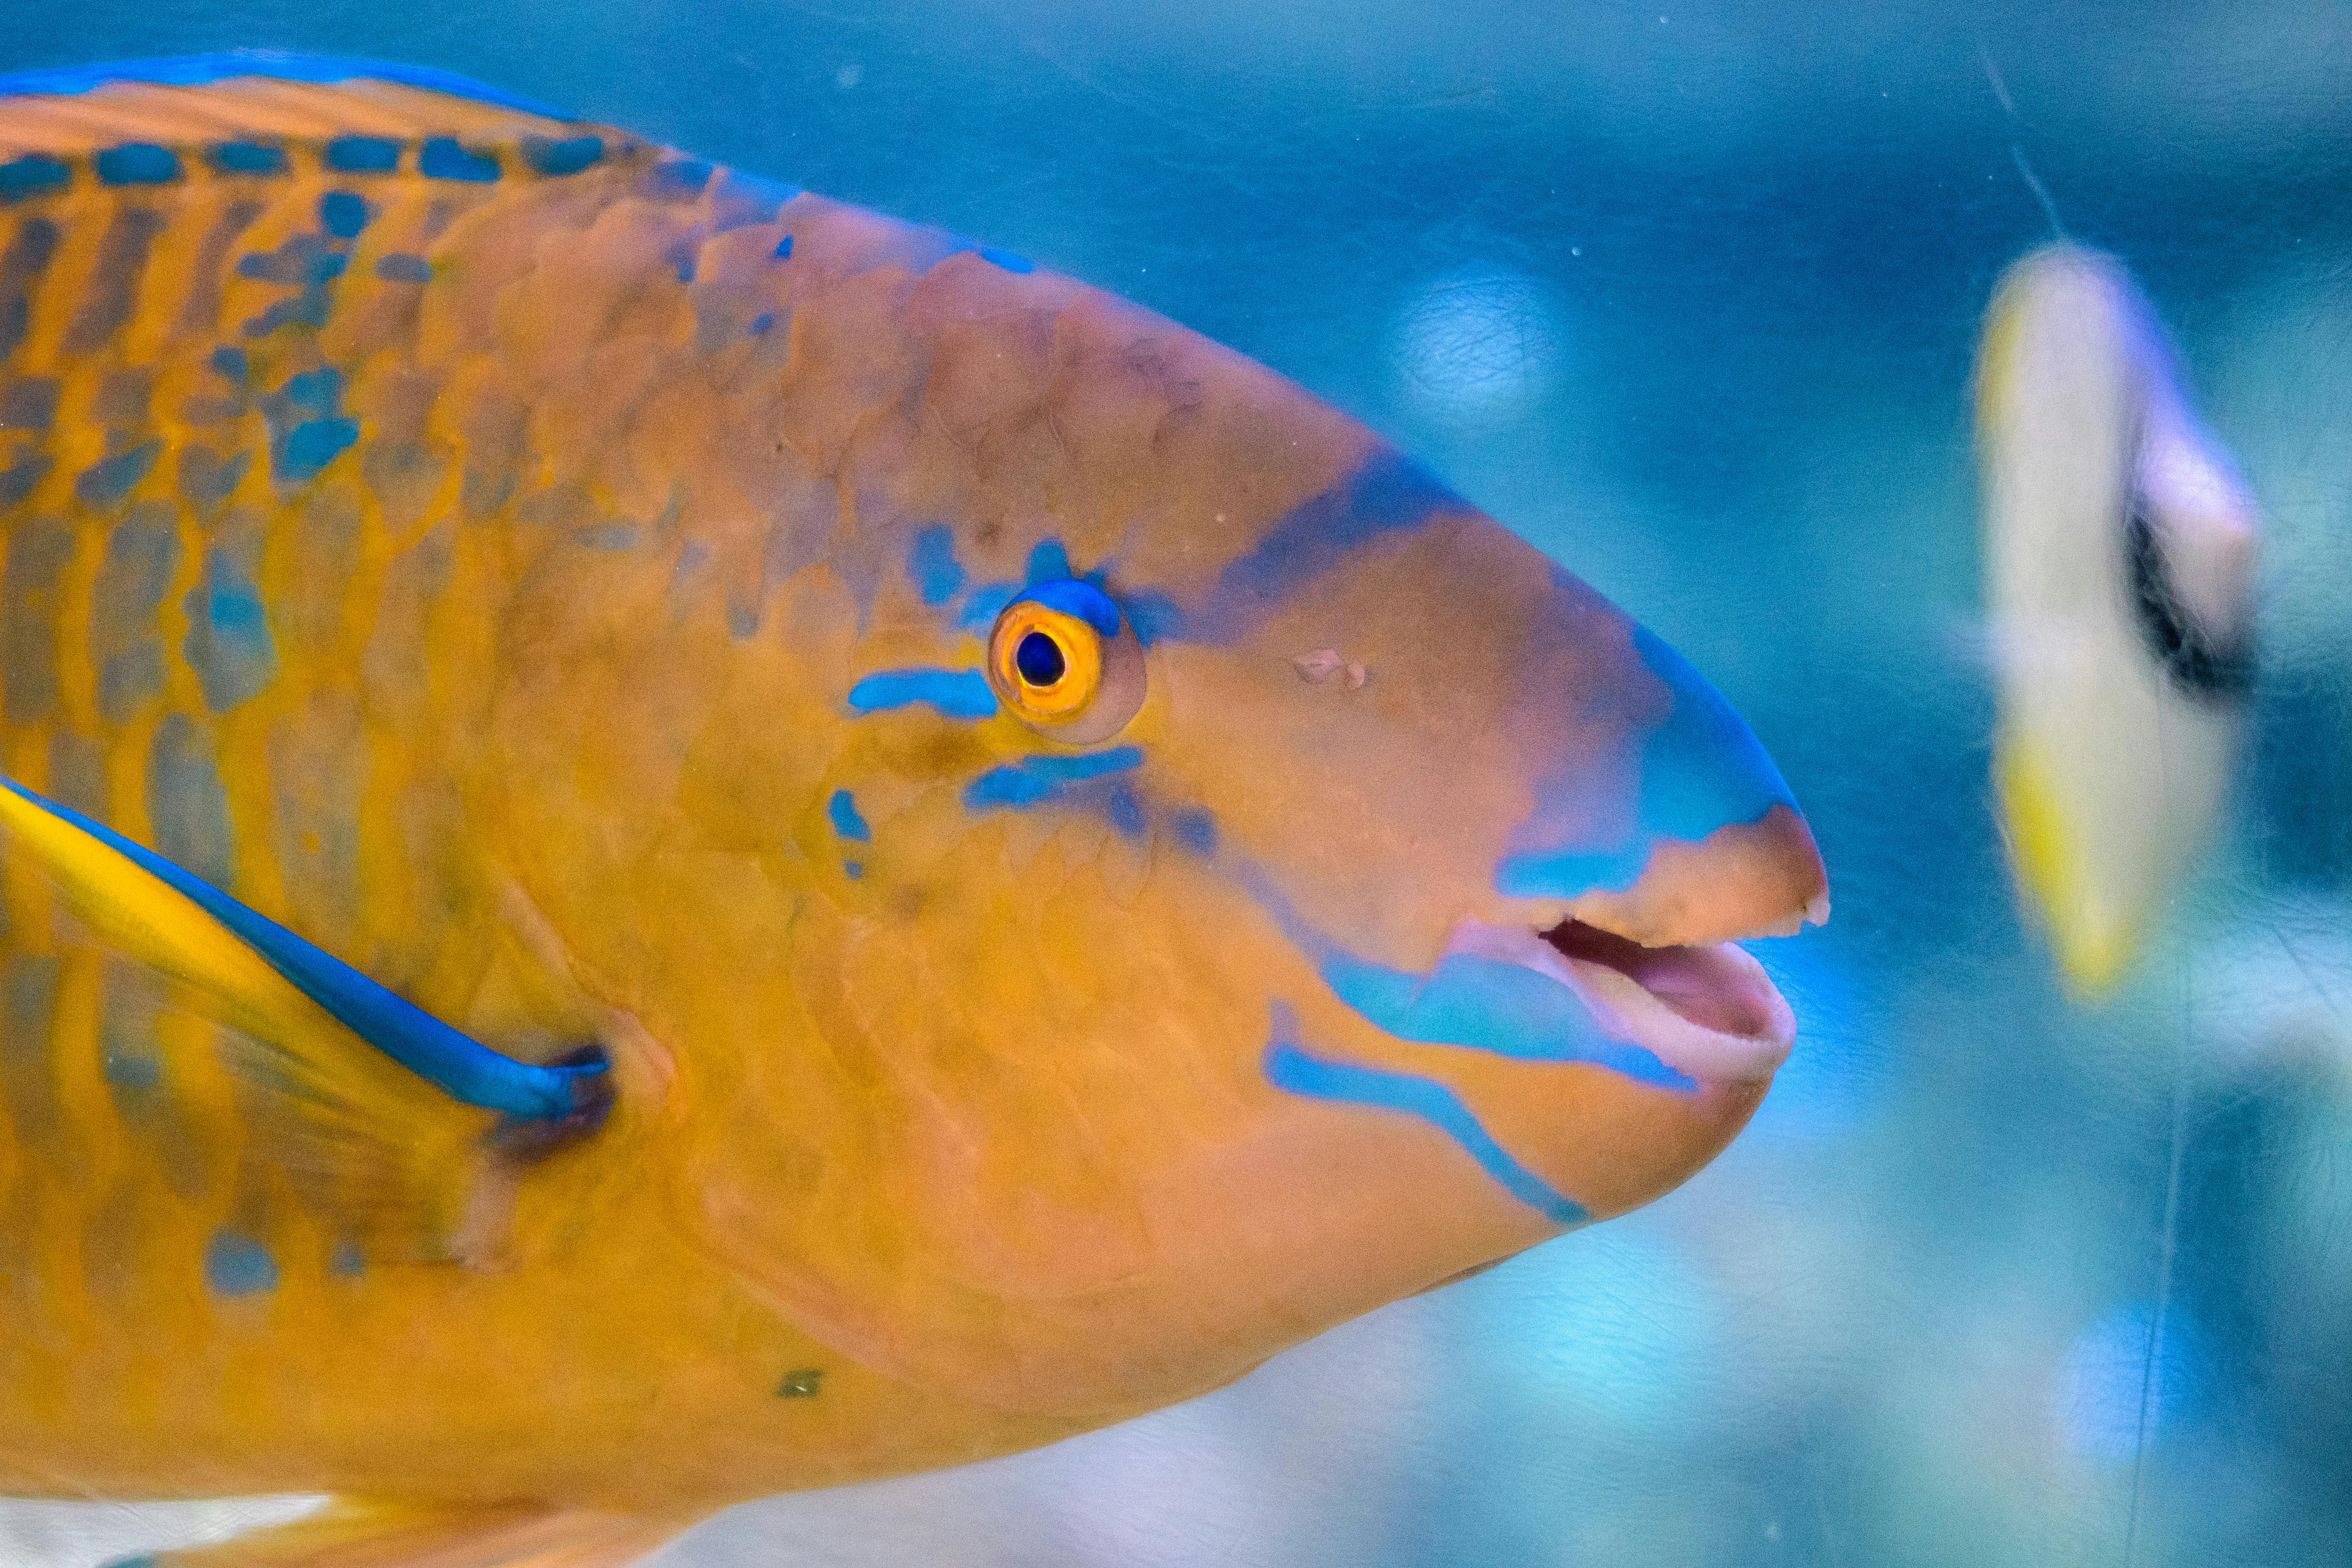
[0,776,603,1122]
[1322,950,1692,1089]
[964,746,1143,810]
[1497,624,1799,900]
[1238,864,1688,1090]
[1173,450,1460,643]
[846,669,998,719]
[1263,1010,1587,1225]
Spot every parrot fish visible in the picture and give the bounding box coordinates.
[0,53,1827,1568]
[1978,242,2257,997]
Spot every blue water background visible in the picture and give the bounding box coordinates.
[9,4,2352,1564]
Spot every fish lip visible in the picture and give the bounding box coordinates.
[1443,917,1795,1085]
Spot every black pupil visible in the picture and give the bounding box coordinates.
[1015,630,1067,687]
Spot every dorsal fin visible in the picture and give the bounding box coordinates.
[0,52,601,161]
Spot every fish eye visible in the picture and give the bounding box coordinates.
[986,579,1146,742]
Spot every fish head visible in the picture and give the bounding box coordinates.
[506,206,1827,1429]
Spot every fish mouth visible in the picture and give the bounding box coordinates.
[1442,916,1799,1084]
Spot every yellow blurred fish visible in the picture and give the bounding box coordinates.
[1979,243,2258,997]
[0,53,1827,1568]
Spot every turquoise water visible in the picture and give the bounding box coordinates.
[7,5,2352,1564]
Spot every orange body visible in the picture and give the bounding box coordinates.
[0,57,1826,1566]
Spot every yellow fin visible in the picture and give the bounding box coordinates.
[0,776,603,1257]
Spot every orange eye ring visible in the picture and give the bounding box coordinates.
[989,601,1103,721]
[985,581,1147,742]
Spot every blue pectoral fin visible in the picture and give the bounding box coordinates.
[0,775,605,1127]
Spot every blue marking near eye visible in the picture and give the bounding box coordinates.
[1025,540,1073,584]
[376,254,432,283]
[207,141,288,176]
[1495,625,1798,901]
[205,1230,279,1296]
[751,311,776,334]
[325,137,400,174]
[827,789,872,842]
[0,776,605,1121]
[0,155,71,202]
[774,234,795,260]
[0,52,575,119]
[1174,451,1460,643]
[1022,577,1122,637]
[958,581,1022,630]
[979,246,1035,274]
[95,143,181,185]
[1120,590,1182,647]
[523,135,604,176]
[1102,781,1146,837]
[963,746,1145,810]
[846,669,999,719]
[318,191,370,238]
[421,137,500,183]
[910,525,966,605]
[1171,808,1218,856]
[1261,1009,1587,1226]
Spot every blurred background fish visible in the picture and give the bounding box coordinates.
[1979,242,2260,997]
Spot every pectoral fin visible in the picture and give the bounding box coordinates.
[110,1499,692,1568]
[0,775,611,1255]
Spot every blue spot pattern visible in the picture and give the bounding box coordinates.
[261,366,360,485]
[963,746,1144,810]
[774,234,795,260]
[846,668,998,719]
[205,1230,279,1296]
[0,776,605,1121]
[827,789,872,842]
[523,135,604,176]
[0,156,70,203]
[319,191,370,239]
[325,137,400,174]
[910,525,966,605]
[185,539,277,710]
[94,143,180,185]
[207,141,288,176]
[1495,624,1799,900]
[421,137,500,183]
[75,443,159,507]
[209,345,248,382]
[375,254,432,283]
[0,51,575,119]
[1261,1006,1588,1225]
[643,159,713,199]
